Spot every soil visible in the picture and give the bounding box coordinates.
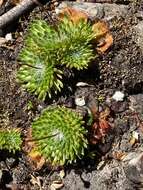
[0,0,143,190]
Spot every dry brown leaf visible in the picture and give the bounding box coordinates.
[23,128,46,170]
[92,21,109,38]
[96,33,113,53]
[89,107,111,144]
[58,7,88,24]
[112,151,126,161]
[92,21,113,53]
[28,149,46,170]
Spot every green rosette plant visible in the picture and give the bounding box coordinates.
[56,18,94,69]
[32,106,88,165]
[17,55,63,100]
[0,129,22,153]
[17,17,95,100]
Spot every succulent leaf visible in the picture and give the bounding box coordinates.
[32,106,88,165]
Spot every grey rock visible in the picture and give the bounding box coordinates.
[129,94,143,115]
[62,160,134,190]
[57,2,104,19]
[136,11,143,20]
[111,101,128,113]
[134,21,143,52]
[57,2,129,21]
[123,151,143,184]
[103,3,129,21]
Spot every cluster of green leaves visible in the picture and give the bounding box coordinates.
[17,18,95,100]
[32,106,88,165]
[0,129,22,153]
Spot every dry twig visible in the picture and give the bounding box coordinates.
[0,0,47,29]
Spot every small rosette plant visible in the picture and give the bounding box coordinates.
[31,106,88,165]
[17,17,95,100]
[0,129,22,153]
[17,55,63,100]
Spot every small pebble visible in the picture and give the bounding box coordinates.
[37,104,44,111]
[132,131,139,141]
[55,8,61,15]
[129,131,139,146]
[112,91,125,102]
[76,82,92,87]
[59,170,65,179]
[123,152,143,183]
[111,101,128,113]
[5,33,13,41]
[75,97,85,106]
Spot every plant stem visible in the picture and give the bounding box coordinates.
[19,63,42,69]
[26,133,59,142]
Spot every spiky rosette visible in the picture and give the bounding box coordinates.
[17,17,95,100]
[32,106,88,165]
[54,18,94,69]
[59,42,94,70]
[23,20,57,53]
[17,55,63,100]
[58,17,94,44]
[0,129,22,153]
[17,20,64,100]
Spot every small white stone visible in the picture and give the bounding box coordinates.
[132,131,139,141]
[76,82,90,87]
[37,104,44,111]
[59,170,65,179]
[128,153,143,166]
[76,82,94,87]
[112,91,124,101]
[75,97,85,106]
[5,33,12,41]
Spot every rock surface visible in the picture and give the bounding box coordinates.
[57,2,129,20]
[134,21,143,53]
